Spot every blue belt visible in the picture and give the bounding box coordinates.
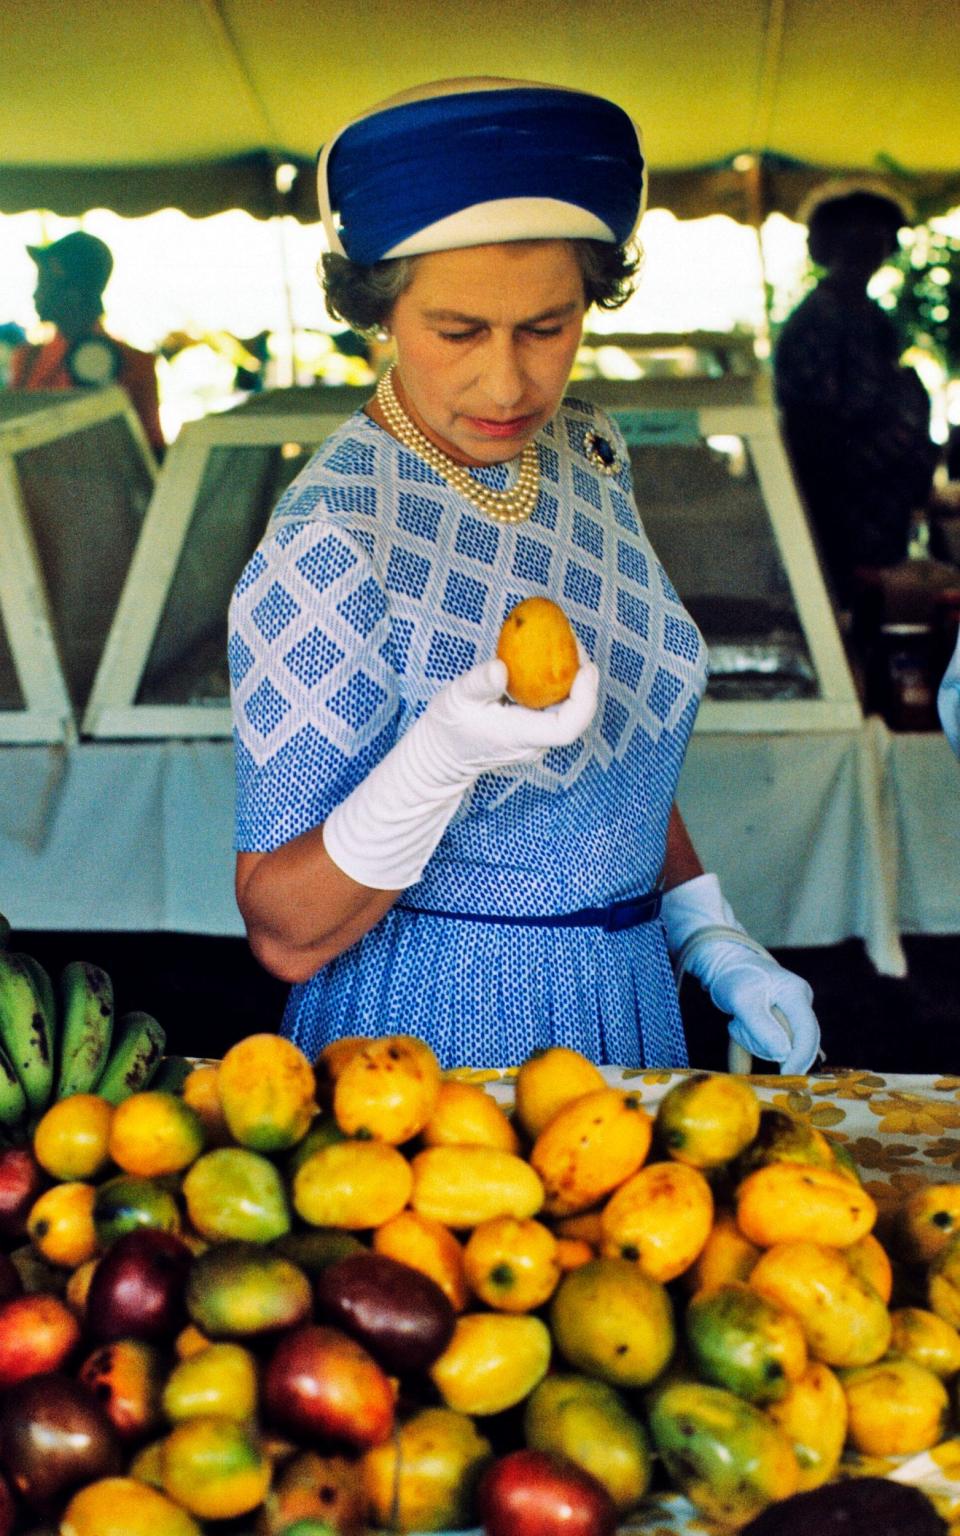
[396,889,662,933]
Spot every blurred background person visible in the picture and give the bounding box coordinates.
[774,182,938,609]
[8,230,165,458]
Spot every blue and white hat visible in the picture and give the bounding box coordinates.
[318,77,646,266]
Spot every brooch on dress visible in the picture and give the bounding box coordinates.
[583,430,620,475]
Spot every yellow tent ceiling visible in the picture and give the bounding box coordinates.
[2,0,959,222]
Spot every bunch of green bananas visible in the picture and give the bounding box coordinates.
[0,911,167,1136]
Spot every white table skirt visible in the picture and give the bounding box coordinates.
[1,721,958,972]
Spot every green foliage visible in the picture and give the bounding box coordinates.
[885,227,960,375]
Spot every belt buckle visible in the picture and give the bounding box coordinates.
[603,900,638,933]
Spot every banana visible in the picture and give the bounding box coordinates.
[0,952,55,1116]
[56,961,114,1099]
[148,1054,193,1095]
[0,1039,27,1129]
[95,1010,166,1106]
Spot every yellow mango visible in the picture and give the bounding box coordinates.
[430,1313,551,1415]
[531,1088,653,1217]
[373,1210,469,1311]
[685,1211,761,1296]
[844,1231,893,1303]
[765,1361,848,1491]
[464,1217,561,1312]
[293,1139,413,1229]
[928,1232,960,1329]
[898,1183,960,1264]
[410,1145,543,1228]
[513,1046,606,1141]
[601,1161,713,1283]
[497,596,579,709]
[549,1257,675,1388]
[750,1241,891,1368]
[841,1358,950,1456]
[735,1161,876,1248]
[888,1306,960,1378]
[421,1080,519,1152]
[218,1034,316,1152]
[333,1034,441,1144]
[656,1072,760,1169]
[363,1407,492,1534]
[27,1181,97,1268]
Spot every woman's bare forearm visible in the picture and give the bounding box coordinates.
[662,803,704,890]
[235,827,400,983]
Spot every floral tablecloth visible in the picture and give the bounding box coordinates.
[440,1066,960,1533]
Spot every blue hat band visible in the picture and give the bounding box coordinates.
[324,87,645,265]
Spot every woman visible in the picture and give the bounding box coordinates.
[229,78,819,1074]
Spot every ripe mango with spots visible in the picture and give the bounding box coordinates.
[750,1240,891,1367]
[735,1161,877,1248]
[600,1160,714,1282]
[549,1257,675,1388]
[655,1072,760,1169]
[765,1361,848,1492]
[840,1357,950,1457]
[333,1033,441,1144]
[530,1087,652,1217]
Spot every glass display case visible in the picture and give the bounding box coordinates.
[85,374,860,738]
[0,386,156,743]
[578,377,861,730]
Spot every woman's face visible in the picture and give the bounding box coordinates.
[386,240,587,467]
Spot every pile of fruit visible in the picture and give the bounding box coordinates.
[1,933,960,1532]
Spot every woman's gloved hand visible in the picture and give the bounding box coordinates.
[323,656,599,890]
[662,873,821,1075]
[938,629,960,759]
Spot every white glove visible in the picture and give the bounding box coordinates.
[323,656,599,890]
[662,873,821,1075]
[938,629,960,760]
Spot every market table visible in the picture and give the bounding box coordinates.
[2,720,958,976]
[456,1063,960,1533]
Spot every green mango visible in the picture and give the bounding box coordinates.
[94,1174,182,1246]
[524,1372,651,1512]
[182,1147,290,1243]
[685,1282,808,1404]
[648,1380,799,1527]
[186,1241,312,1337]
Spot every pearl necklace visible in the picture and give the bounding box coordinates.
[375,366,540,525]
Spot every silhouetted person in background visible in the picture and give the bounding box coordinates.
[9,231,165,458]
[774,183,937,607]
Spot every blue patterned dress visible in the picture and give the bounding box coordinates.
[229,397,707,1069]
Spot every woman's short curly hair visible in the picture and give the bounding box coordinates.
[320,238,642,335]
